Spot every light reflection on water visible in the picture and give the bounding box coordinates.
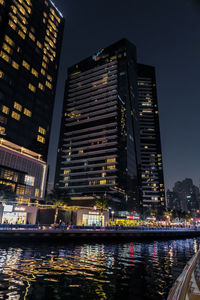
[0,238,198,300]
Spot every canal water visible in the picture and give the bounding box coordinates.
[0,238,198,300]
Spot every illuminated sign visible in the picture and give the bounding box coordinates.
[89,211,100,215]
[3,205,13,212]
[14,207,26,212]
[92,48,104,61]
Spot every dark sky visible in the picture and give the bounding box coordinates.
[47,0,200,191]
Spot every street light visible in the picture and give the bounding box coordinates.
[111,210,114,222]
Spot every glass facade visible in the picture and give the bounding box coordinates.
[137,64,165,211]
[55,39,141,210]
[0,0,64,160]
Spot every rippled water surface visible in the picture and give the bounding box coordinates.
[0,238,198,299]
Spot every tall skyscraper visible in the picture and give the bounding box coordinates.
[0,0,64,160]
[137,64,165,211]
[55,39,165,212]
[0,0,64,203]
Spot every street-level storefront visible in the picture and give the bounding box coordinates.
[76,209,109,226]
[1,205,38,224]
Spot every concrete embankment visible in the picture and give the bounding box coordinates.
[1,229,200,241]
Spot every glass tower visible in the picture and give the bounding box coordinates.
[55,39,165,212]
[55,39,141,210]
[137,64,165,211]
[0,0,64,161]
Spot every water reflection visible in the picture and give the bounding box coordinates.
[0,239,198,299]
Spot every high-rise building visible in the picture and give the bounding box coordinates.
[137,64,165,211]
[0,0,64,202]
[55,39,165,212]
[0,0,64,160]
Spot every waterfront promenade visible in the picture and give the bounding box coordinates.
[0,225,200,241]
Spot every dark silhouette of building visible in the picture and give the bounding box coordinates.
[55,39,165,211]
[167,178,200,214]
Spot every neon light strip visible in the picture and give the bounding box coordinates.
[49,0,63,17]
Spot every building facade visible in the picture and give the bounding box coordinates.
[0,138,47,203]
[0,0,64,160]
[55,39,140,210]
[137,64,165,212]
[0,0,64,203]
[55,39,165,212]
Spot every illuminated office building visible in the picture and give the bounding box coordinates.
[137,64,165,211]
[55,39,165,211]
[55,39,141,210]
[0,0,64,201]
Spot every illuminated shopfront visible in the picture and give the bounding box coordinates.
[1,205,38,224]
[76,209,109,226]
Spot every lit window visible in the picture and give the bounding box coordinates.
[37,41,42,49]
[0,126,5,134]
[11,111,20,121]
[42,62,47,69]
[28,83,36,92]
[46,81,52,89]
[38,83,44,90]
[0,0,5,6]
[2,43,12,54]
[24,108,32,117]
[2,105,9,114]
[64,170,70,174]
[8,20,17,30]
[31,68,38,77]
[29,32,35,41]
[22,60,30,70]
[12,61,19,70]
[41,68,46,76]
[0,51,10,63]
[0,71,4,79]
[107,158,116,163]
[38,126,46,135]
[47,75,52,82]
[18,30,25,40]
[14,102,22,112]
[37,135,45,143]
[35,189,40,197]
[107,165,115,170]
[43,55,48,62]
[100,180,106,185]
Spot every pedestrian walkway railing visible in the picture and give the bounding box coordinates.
[167,249,200,300]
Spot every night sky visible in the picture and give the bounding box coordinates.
[47,0,200,191]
